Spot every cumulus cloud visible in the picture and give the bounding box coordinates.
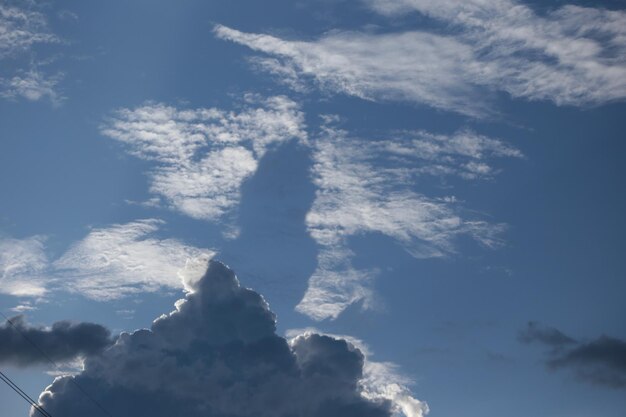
[0,315,113,367]
[286,328,428,417]
[36,261,424,417]
[0,219,212,300]
[215,0,626,116]
[297,124,520,320]
[520,322,626,389]
[101,95,306,222]
[0,0,62,103]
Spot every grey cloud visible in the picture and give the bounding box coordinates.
[518,321,577,347]
[36,261,416,417]
[0,315,113,367]
[520,322,626,389]
[548,336,626,389]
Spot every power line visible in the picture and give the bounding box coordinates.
[0,311,114,417]
[0,370,53,417]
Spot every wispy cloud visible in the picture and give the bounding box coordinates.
[297,124,520,320]
[0,1,63,104]
[101,95,306,224]
[215,25,489,117]
[367,0,626,106]
[0,1,58,57]
[216,0,626,116]
[0,69,64,104]
[0,220,213,300]
[0,235,48,297]
[53,219,214,300]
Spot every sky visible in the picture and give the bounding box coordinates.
[0,0,625,416]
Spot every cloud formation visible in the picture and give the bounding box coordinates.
[101,95,306,222]
[0,220,212,300]
[0,1,58,57]
[37,261,425,417]
[0,69,64,104]
[297,124,520,319]
[53,219,214,300]
[0,0,62,103]
[216,0,626,116]
[286,328,428,417]
[0,235,48,297]
[520,322,626,389]
[0,315,113,367]
[215,25,488,117]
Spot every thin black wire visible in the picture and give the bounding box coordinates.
[0,311,114,417]
[0,370,53,417]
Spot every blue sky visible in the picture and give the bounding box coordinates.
[1,0,625,416]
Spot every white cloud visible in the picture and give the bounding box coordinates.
[0,1,62,103]
[0,220,213,301]
[0,235,48,297]
[286,328,429,417]
[297,124,520,320]
[215,2,626,116]
[0,69,64,104]
[215,25,488,117]
[0,1,58,57]
[367,0,626,107]
[53,219,214,300]
[101,95,307,222]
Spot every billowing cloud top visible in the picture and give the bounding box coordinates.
[37,261,426,417]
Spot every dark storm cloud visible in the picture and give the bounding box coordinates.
[520,322,626,389]
[37,261,393,417]
[0,315,113,367]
